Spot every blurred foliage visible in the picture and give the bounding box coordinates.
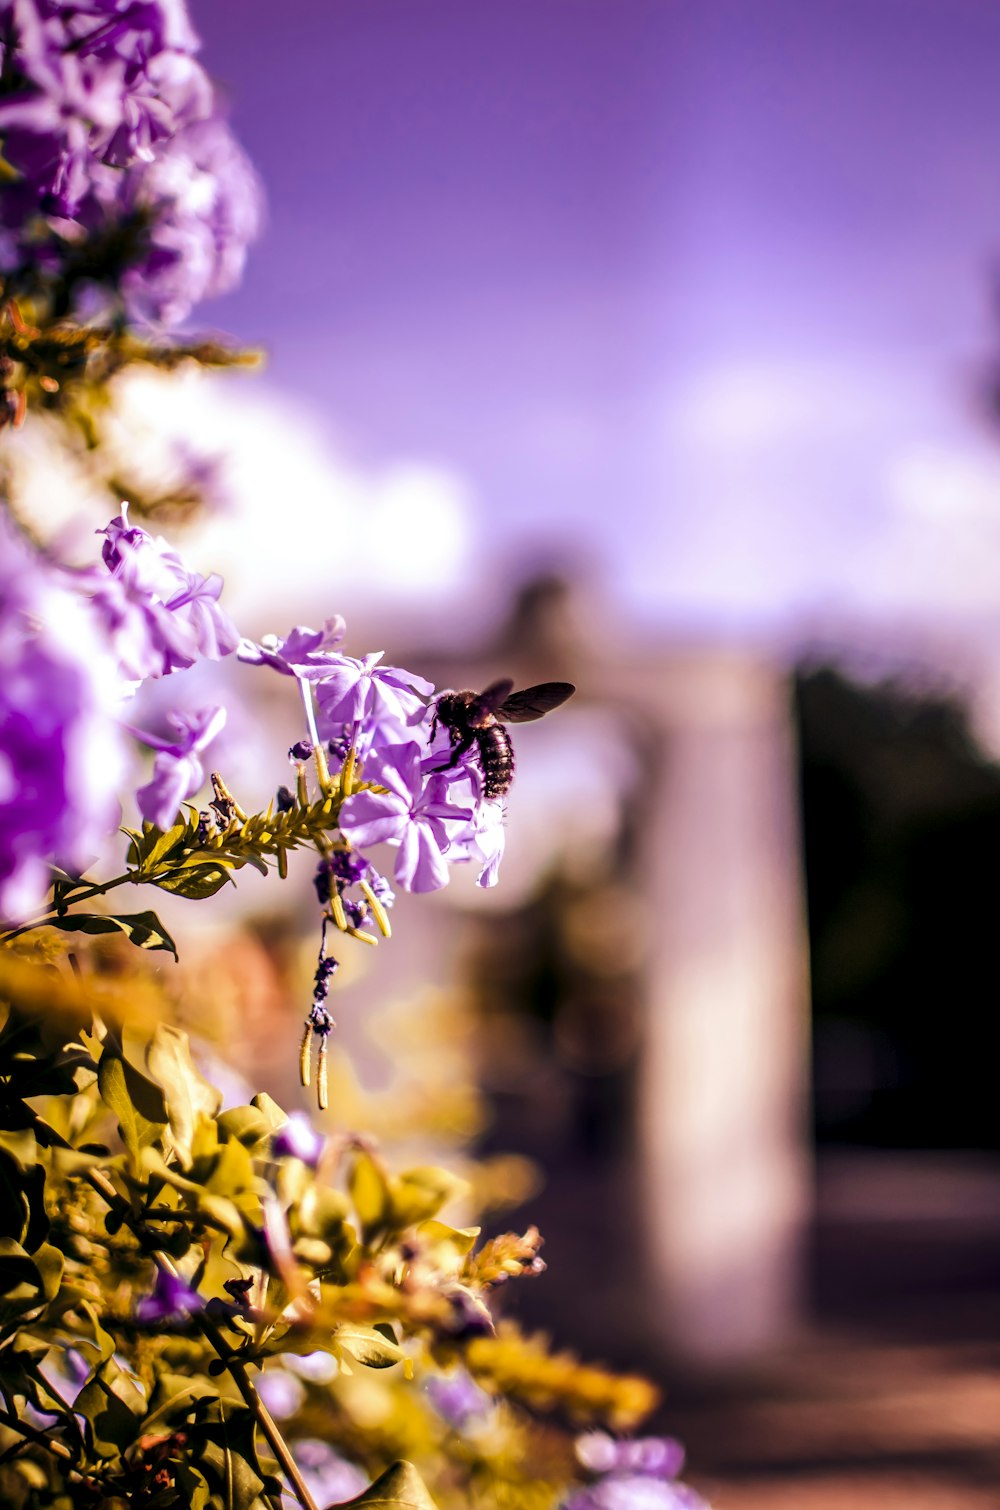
[0,935,657,1509]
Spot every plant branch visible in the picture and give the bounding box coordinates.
[0,872,133,942]
[0,1406,75,1463]
[28,1110,319,1510]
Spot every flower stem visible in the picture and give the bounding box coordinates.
[0,1408,74,1463]
[0,871,133,942]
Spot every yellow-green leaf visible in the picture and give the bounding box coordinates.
[145,1025,221,1168]
[334,1460,440,1510]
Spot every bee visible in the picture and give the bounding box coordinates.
[430,678,576,798]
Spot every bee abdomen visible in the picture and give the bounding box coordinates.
[477,725,515,798]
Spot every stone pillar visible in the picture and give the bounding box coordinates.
[638,652,811,1360]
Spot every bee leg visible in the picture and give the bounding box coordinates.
[430,732,476,773]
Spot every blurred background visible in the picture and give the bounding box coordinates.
[34,1,1000,1502]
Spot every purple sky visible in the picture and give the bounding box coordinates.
[191,0,1000,638]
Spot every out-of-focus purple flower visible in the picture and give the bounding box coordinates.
[563,1434,709,1510]
[425,1369,494,1432]
[577,1436,686,1482]
[135,1267,202,1324]
[90,507,239,687]
[338,742,473,893]
[0,1,260,327]
[0,0,213,220]
[284,1350,338,1384]
[562,1481,709,1510]
[288,1440,366,1510]
[272,1111,324,1167]
[0,516,126,922]
[256,1367,304,1421]
[116,114,263,326]
[133,704,224,828]
[238,620,347,680]
[315,652,434,736]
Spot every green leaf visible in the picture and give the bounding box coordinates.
[390,1167,466,1228]
[0,1239,61,1326]
[0,1130,47,1250]
[134,821,188,872]
[44,909,179,960]
[217,1104,276,1152]
[251,1092,287,1131]
[75,1298,117,1371]
[334,1460,440,1510]
[75,1360,146,1459]
[143,1372,221,1433]
[0,1128,37,1173]
[332,1322,403,1370]
[145,1024,221,1168]
[153,863,234,898]
[348,1150,391,1238]
[97,1037,167,1166]
[194,1407,266,1510]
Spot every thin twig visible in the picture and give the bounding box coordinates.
[0,1407,74,1462]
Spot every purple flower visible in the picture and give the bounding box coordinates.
[577,1436,686,1482]
[0,1,260,326]
[133,704,224,828]
[116,113,263,326]
[338,742,473,893]
[237,620,347,680]
[0,0,213,218]
[135,1267,202,1324]
[452,795,505,889]
[563,1435,709,1510]
[0,516,126,922]
[425,1370,494,1432]
[255,1368,304,1420]
[314,652,434,736]
[289,1440,366,1508]
[271,1112,325,1167]
[562,1481,709,1510]
[90,507,239,687]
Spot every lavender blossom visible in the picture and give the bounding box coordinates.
[237,620,347,680]
[135,1267,202,1324]
[90,507,239,688]
[255,1368,304,1421]
[561,1480,709,1510]
[0,0,260,326]
[425,1369,494,1432]
[563,1434,709,1510]
[133,704,225,828]
[458,794,506,888]
[0,0,212,220]
[338,741,473,893]
[577,1436,686,1482]
[271,1111,324,1167]
[287,1441,366,1510]
[314,651,434,738]
[116,114,263,326]
[0,515,126,922]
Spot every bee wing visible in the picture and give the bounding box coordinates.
[497,681,576,723]
[471,678,516,719]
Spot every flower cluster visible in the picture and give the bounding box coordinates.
[0,0,260,323]
[241,623,508,895]
[564,1434,709,1510]
[0,503,236,921]
[0,509,125,919]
